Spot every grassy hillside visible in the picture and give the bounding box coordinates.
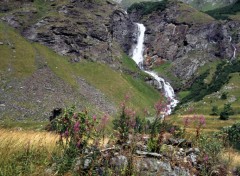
[0,21,161,120]
[206,0,240,20]
[119,0,236,11]
[35,43,161,113]
[173,60,240,131]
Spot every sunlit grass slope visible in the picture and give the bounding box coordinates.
[0,22,36,77]
[173,60,240,131]
[0,21,161,118]
[34,44,161,114]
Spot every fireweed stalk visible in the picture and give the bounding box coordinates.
[183,115,206,139]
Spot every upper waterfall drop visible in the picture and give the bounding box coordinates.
[132,24,146,68]
[131,23,178,114]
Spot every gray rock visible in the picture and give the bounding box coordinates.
[188,153,198,166]
[136,150,162,158]
[136,158,190,176]
[45,163,56,175]
[110,155,128,169]
[0,42,3,45]
[84,158,92,169]
[194,148,200,154]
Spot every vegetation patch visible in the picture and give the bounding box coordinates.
[34,43,161,115]
[0,22,36,78]
[127,0,168,16]
[180,60,240,104]
[153,61,182,90]
[205,0,240,20]
[176,2,215,24]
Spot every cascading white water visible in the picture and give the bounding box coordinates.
[132,24,146,69]
[132,23,178,114]
[229,36,237,60]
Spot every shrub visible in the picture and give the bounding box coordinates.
[54,106,104,175]
[222,122,240,147]
[219,103,234,120]
[197,133,224,175]
[113,100,137,144]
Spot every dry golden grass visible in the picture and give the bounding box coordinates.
[221,148,240,169]
[0,128,59,155]
[171,114,240,132]
[0,128,60,175]
[0,128,59,176]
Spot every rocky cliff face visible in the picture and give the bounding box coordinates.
[2,0,136,68]
[129,1,240,89]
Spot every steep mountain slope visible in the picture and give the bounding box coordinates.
[180,0,237,11]
[0,0,161,120]
[114,0,237,10]
[128,0,240,90]
[206,0,240,20]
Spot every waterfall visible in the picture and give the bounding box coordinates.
[229,36,237,60]
[132,23,178,114]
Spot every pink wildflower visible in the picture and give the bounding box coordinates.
[183,117,191,127]
[154,101,168,116]
[204,155,209,163]
[74,121,80,132]
[77,141,81,148]
[64,130,69,137]
[92,115,97,121]
[198,115,206,127]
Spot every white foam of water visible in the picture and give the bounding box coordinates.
[132,23,179,114]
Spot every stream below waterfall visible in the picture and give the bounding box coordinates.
[132,23,178,114]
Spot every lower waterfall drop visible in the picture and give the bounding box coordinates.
[132,23,178,114]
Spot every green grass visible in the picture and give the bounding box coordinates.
[176,2,215,24]
[0,19,162,119]
[0,22,36,78]
[173,72,240,131]
[120,53,139,73]
[173,59,240,131]
[153,61,182,89]
[0,120,48,130]
[205,0,240,20]
[127,0,168,15]
[34,43,161,115]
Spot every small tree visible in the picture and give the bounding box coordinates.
[222,122,240,147]
[219,103,234,120]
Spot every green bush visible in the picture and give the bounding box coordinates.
[197,133,224,175]
[54,106,103,175]
[127,0,168,16]
[222,122,240,146]
[180,60,240,104]
[206,0,240,20]
[219,103,234,120]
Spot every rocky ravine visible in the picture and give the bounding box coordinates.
[129,1,240,89]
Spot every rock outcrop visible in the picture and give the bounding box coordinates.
[2,0,136,68]
[129,1,240,88]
